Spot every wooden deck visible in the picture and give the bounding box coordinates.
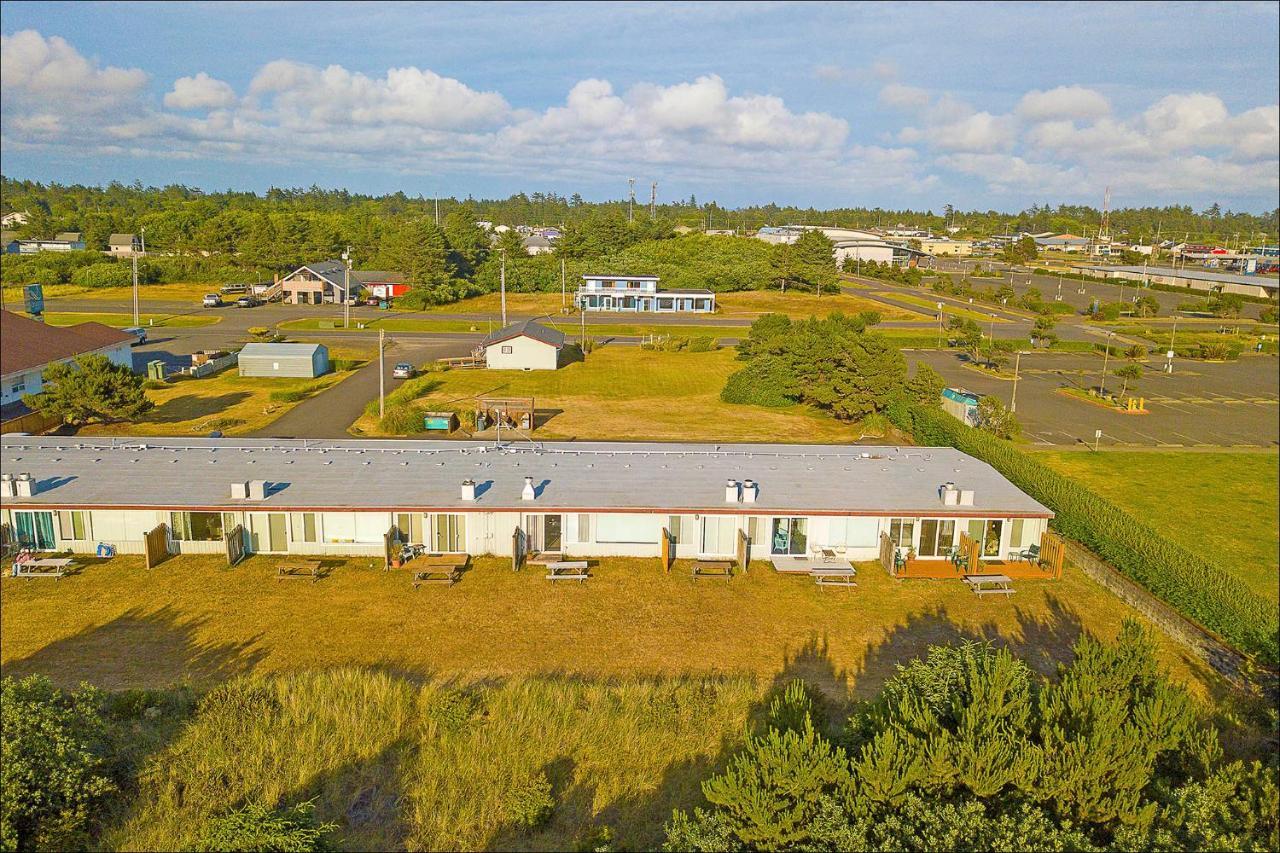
[899,557,1056,580]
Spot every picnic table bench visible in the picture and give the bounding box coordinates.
[964,574,1015,597]
[405,554,467,587]
[545,560,590,582]
[276,560,323,582]
[11,557,74,580]
[692,559,734,580]
[811,567,857,588]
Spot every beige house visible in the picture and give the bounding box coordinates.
[107,233,141,256]
[480,319,566,370]
[917,238,973,256]
[278,260,354,305]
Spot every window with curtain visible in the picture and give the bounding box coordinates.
[170,511,226,541]
[576,514,591,543]
[1010,518,1026,549]
[322,513,356,543]
[291,512,318,543]
[827,517,878,548]
[700,516,738,555]
[57,510,92,541]
[354,513,388,543]
[595,513,659,544]
[889,518,915,549]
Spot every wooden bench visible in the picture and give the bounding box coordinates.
[964,574,1015,597]
[692,559,734,580]
[11,558,74,580]
[546,560,590,582]
[276,560,323,582]
[811,568,857,588]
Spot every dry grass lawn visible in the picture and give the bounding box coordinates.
[714,289,921,321]
[0,553,1224,703]
[41,311,220,328]
[80,348,368,437]
[353,346,861,442]
[2,281,227,304]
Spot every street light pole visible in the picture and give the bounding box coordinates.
[1010,350,1023,412]
[131,253,139,327]
[560,255,566,312]
[499,248,508,327]
[936,302,944,349]
[988,312,996,341]
[1099,332,1114,396]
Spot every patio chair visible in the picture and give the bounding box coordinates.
[1012,544,1041,564]
[893,549,907,571]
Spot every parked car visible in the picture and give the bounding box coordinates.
[392,362,415,379]
[236,295,262,308]
[202,293,223,308]
[122,326,147,345]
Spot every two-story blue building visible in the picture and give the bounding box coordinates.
[575,274,716,313]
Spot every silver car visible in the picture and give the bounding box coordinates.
[392,362,415,379]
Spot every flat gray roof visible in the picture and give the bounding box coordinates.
[0,437,1051,518]
[1082,264,1279,290]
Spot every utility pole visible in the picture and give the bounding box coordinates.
[988,312,996,341]
[936,302,944,349]
[378,328,386,420]
[499,247,508,327]
[1010,350,1023,412]
[627,178,635,224]
[1099,332,1114,396]
[342,247,352,329]
[434,197,440,225]
[560,256,567,311]
[140,226,146,256]
[131,253,139,327]
[650,182,657,218]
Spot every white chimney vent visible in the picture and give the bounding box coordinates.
[941,483,960,505]
[230,481,249,499]
[461,479,477,501]
[742,478,757,503]
[724,478,740,503]
[248,479,267,501]
[0,473,14,498]
[522,476,536,501]
[14,474,35,497]
[959,489,975,506]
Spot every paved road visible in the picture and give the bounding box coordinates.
[254,338,466,439]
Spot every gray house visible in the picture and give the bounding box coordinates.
[238,343,330,378]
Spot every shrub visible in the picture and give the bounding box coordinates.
[331,358,362,372]
[70,262,132,289]
[142,378,169,390]
[1260,305,1278,324]
[503,772,554,829]
[1,676,116,851]
[247,326,270,338]
[194,800,337,852]
[721,358,795,408]
[886,403,1278,662]
[269,382,325,404]
[688,336,715,352]
[379,404,427,434]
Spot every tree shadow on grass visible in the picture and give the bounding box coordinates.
[146,391,252,424]
[4,604,267,690]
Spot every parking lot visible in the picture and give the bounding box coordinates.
[911,349,1279,447]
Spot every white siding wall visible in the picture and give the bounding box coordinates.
[1,342,134,406]
[484,337,560,370]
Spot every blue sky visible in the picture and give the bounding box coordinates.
[2,1,1277,210]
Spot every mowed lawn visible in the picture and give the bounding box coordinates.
[353,346,859,442]
[1034,450,1280,600]
[0,553,1223,702]
[41,311,220,328]
[79,348,368,437]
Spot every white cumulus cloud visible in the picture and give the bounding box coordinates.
[0,29,147,109]
[1016,86,1111,121]
[165,72,236,110]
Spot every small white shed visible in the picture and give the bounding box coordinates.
[480,320,565,371]
[238,343,330,378]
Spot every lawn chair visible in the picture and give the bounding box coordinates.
[1011,544,1040,564]
[893,549,907,572]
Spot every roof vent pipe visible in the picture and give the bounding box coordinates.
[0,473,13,498]
[725,478,740,503]
[231,481,249,499]
[959,489,975,506]
[461,479,477,501]
[14,474,35,497]
[522,476,536,501]
[941,483,960,505]
[248,479,267,501]
[742,479,757,503]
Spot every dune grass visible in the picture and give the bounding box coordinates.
[1033,450,1280,600]
[352,346,858,442]
[714,289,921,321]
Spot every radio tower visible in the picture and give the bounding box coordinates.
[1095,186,1112,255]
[627,178,636,223]
[650,181,657,218]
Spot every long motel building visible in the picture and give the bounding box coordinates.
[0,437,1052,564]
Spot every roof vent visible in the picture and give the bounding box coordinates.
[231,481,249,499]
[941,483,960,505]
[959,489,975,506]
[461,479,477,501]
[14,473,36,497]
[725,478,740,503]
[742,479,758,504]
[522,476,536,501]
[0,473,12,498]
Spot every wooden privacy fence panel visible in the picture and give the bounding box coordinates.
[512,527,526,572]
[957,531,981,574]
[1040,530,1066,579]
[660,527,673,573]
[144,523,171,569]
[736,529,751,574]
[225,524,246,567]
[879,532,896,575]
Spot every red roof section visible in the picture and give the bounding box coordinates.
[1,310,135,377]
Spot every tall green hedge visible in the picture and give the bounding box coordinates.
[886,402,1279,664]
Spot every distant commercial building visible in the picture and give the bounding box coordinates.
[279,261,404,305]
[1033,234,1091,253]
[16,232,86,253]
[1078,264,1279,299]
[479,319,566,371]
[352,270,408,300]
[917,238,973,257]
[238,343,330,378]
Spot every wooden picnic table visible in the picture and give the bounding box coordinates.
[810,567,857,588]
[404,554,467,587]
[545,560,589,582]
[276,560,323,582]
[692,559,734,580]
[964,574,1014,597]
[11,557,74,580]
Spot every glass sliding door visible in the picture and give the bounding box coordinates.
[433,514,467,553]
[918,519,956,557]
[770,517,807,555]
[966,519,1004,558]
[14,511,55,550]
